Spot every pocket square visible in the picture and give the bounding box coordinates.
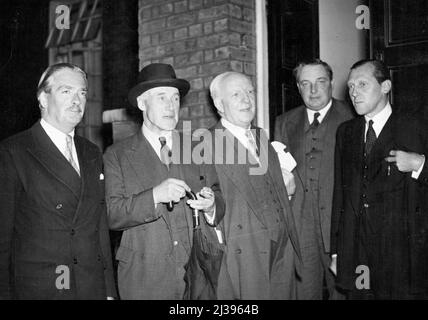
[99,173,104,180]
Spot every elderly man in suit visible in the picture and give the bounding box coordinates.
[0,63,116,299]
[331,59,428,299]
[208,71,301,299]
[274,59,354,299]
[104,63,224,300]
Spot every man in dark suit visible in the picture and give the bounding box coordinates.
[274,59,354,299]
[331,59,428,299]
[0,63,117,299]
[208,71,302,299]
[103,63,224,300]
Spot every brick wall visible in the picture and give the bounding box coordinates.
[138,0,256,130]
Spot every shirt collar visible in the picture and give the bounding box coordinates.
[306,99,332,124]
[40,118,75,139]
[142,122,172,149]
[364,102,392,137]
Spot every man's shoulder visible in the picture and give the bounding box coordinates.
[332,99,355,119]
[0,127,33,152]
[277,105,306,123]
[104,132,140,156]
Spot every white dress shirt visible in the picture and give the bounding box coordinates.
[40,118,80,172]
[221,117,259,161]
[306,99,333,125]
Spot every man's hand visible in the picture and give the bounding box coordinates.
[281,168,296,196]
[153,178,190,204]
[329,255,337,276]
[187,187,215,217]
[385,150,425,173]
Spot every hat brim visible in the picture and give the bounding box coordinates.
[128,78,190,107]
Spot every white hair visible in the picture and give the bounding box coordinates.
[209,71,248,101]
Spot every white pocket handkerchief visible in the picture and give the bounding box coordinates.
[271,141,297,172]
[99,173,104,180]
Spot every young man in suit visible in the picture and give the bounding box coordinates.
[0,63,117,299]
[274,59,354,299]
[103,63,224,300]
[331,59,428,299]
[209,71,302,299]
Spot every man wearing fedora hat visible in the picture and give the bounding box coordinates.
[103,63,224,300]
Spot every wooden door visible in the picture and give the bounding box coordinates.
[267,0,319,137]
[370,0,428,118]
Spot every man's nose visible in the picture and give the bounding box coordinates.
[310,83,317,94]
[350,87,357,98]
[72,93,81,105]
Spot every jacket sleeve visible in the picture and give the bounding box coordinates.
[330,125,345,255]
[103,147,164,231]
[201,163,225,227]
[0,146,20,299]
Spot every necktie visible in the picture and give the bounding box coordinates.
[159,136,173,211]
[159,136,172,169]
[65,135,80,176]
[365,120,377,155]
[245,129,259,158]
[311,112,321,130]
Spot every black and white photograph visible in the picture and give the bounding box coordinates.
[1,0,428,309]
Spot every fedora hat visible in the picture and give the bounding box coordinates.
[128,63,190,107]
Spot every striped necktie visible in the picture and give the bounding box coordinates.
[65,135,80,176]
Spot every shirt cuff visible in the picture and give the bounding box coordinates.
[204,206,216,226]
[411,155,425,179]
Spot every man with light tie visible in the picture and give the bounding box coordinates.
[0,63,116,299]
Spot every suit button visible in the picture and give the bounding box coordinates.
[363,175,368,180]
[305,189,309,192]
[364,165,368,169]
[362,194,366,198]
[364,203,369,208]
[236,224,243,230]
[173,241,178,246]
[199,176,204,181]
[236,249,242,254]
[97,255,101,261]
[73,258,78,264]
[71,229,75,236]
[320,206,325,210]
[56,204,63,210]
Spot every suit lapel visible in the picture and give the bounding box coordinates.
[286,107,307,183]
[28,122,81,199]
[215,123,267,227]
[72,135,99,223]
[125,130,172,230]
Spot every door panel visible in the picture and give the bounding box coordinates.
[267,0,319,137]
[370,0,428,118]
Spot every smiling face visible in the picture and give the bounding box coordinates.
[137,86,180,134]
[347,63,391,118]
[39,68,88,134]
[297,64,333,111]
[215,73,256,128]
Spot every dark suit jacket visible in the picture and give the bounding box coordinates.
[331,112,428,294]
[103,129,224,299]
[274,99,354,252]
[0,122,116,300]
[210,122,302,299]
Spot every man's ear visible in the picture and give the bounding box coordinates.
[136,95,146,112]
[38,92,48,111]
[331,78,335,89]
[381,79,392,95]
[213,98,224,114]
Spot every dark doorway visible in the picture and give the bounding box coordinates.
[267,0,319,137]
[370,0,428,118]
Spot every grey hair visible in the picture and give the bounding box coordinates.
[209,71,247,101]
